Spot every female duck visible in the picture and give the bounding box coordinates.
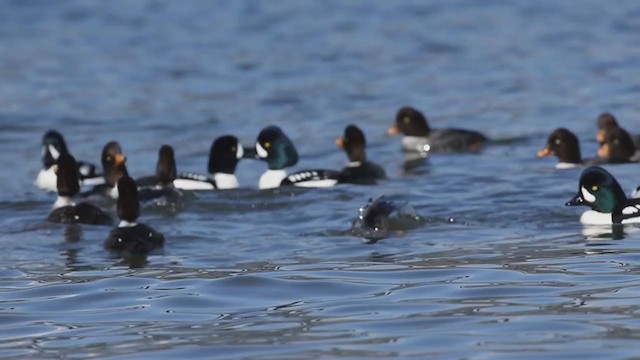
[104,176,165,253]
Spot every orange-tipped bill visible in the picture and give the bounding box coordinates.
[115,153,126,165]
[387,127,399,136]
[536,146,552,158]
[597,143,610,158]
[596,129,606,144]
[335,137,344,148]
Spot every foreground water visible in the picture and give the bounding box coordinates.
[2,1,640,358]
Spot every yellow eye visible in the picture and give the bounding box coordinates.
[403,117,410,124]
[231,146,236,152]
[614,139,620,145]
[264,142,271,149]
[555,139,561,145]
[106,156,112,161]
[592,185,598,191]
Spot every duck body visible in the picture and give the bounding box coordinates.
[105,222,165,253]
[135,145,183,202]
[389,107,487,153]
[35,130,104,192]
[335,125,386,185]
[566,166,640,225]
[47,153,113,226]
[104,176,164,254]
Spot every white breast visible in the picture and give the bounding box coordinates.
[580,210,612,225]
[34,167,57,192]
[401,136,431,153]
[259,169,288,189]
[213,173,239,190]
[293,179,338,188]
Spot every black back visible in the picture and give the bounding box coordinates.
[48,203,113,225]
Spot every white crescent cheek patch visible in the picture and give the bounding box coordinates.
[581,186,596,203]
[256,142,268,158]
[236,144,244,159]
[48,145,61,160]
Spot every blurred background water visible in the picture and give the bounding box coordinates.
[2,0,640,358]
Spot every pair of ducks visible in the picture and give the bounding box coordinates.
[537,113,640,168]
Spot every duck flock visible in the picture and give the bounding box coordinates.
[35,106,640,254]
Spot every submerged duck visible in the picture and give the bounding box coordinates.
[135,145,182,202]
[388,106,487,153]
[173,135,244,190]
[83,141,129,199]
[104,176,165,253]
[566,166,640,225]
[35,130,103,192]
[536,128,600,168]
[254,126,340,189]
[47,153,113,225]
[335,125,386,185]
[597,127,638,163]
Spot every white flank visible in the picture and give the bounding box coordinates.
[580,210,612,225]
[236,144,244,159]
[80,177,106,186]
[580,186,596,203]
[346,161,362,168]
[256,142,268,159]
[556,162,580,169]
[259,169,288,189]
[621,216,640,224]
[173,178,215,190]
[401,136,430,153]
[118,220,138,228]
[53,196,75,209]
[214,173,239,189]
[34,167,57,192]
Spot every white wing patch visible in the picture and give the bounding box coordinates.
[622,205,640,215]
[236,144,244,159]
[173,178,215,190]
[581,186,596,203]
[288,171,337,188]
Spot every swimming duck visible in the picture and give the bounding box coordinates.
[536,128,601,168]
[104,176,165,253]
[82,141,129,199]
[135,144,182,202]
[47,153,113,225]
[597,127,638,163]
[387,106,487,153]
[566,166,640,225]
[173,135,244,190]
[35,130,103,192]
[335,125,386,185]
[596,112,640,149]
[254,126,340,189]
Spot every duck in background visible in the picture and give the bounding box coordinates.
[536,128,600,168]
[173,135,245,190]
[253,125,341,189]
[596,112,640,149]
[135,145,182,202]
[335,125,386,185]
[387,106,488,154]
[104,176,165,254]
[35,130,103,192]
[566,166,640,225]
[47,153,113,225]
[597,127,639,163]
[81,141,128,199]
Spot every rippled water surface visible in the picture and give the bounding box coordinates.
[3,1,640,358]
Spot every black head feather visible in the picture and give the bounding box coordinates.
[341,124,367,163]
[56,153,80,197]
[395,107,431,137]
[156,145,177,185]
[208,135,242,174]
[116,176,140,222]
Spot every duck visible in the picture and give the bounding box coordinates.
[82,141,129,199]
[173,135,245,190]
[597,127,638,163]
[387,106,488,153]
[35,130,103,192]
[254,125,341,189]
[566,166,640,225]
[335,125,386,185]
[104,176,165,254]
[536,128,601,169]
[47,153,113,225]
[135,144,182,202]
[596,112,640,149]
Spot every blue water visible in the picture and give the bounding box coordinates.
[2,0,640,358]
